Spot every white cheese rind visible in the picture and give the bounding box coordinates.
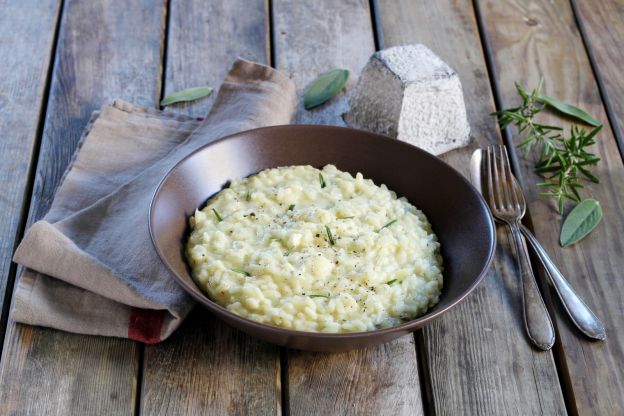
[345,44,471,155]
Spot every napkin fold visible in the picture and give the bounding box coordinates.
[12,59,297,343]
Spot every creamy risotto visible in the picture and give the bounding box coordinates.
[186,165,443,333]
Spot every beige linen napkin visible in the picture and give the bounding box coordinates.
[12,59,297,343]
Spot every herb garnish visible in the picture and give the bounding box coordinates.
[231,268,250,276]
[212,208,223,222]
[386,279,399,285]
[303,69,349,110]
[319,173,326,188]
[288,204,295,211]
[378,219,397,231]
[325,225,335,245]
[160,86,213,106]
[560,198,602,247]
[493,79,603,214]
[310,294,329,299]
[246,191,251,202]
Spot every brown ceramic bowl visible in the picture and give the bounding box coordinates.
[149,125,495,351]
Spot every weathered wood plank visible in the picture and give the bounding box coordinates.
[273,1,425,414]
[479,0,624,414]
[0,0,166,414]
[273,0,375,126]
[140,1,281,414]
[573,0,624,147]
[161,0,269,118]
[141,309,281,415]
[0,0,61,338]
[377,1,567,414]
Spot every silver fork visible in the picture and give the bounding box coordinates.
[484,145,555,350]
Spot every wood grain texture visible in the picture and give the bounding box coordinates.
[163,0,269,118]
[0,0,166,414]
[272,0,376,125]
[574,0,624,146]
[479,0,624,414]
[0,0,61,334]
[287,338,423,416]
[273,1,424,414]
[377,1,567,414]
[141,309,281,415]
[140,1,281,414]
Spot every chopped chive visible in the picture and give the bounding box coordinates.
[338,216,355,219]
[212,208,223,222]
[245,191,251,201]
[288,204,295,211]
[386,279,399,285]
[319,173,326,188]
[231,268,250,276]
[378,219,397,231]
[325,225,335,245]
[310,294,329,298]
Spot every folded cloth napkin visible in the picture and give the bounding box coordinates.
[12,59,297,343]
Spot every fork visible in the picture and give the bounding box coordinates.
[484,145,555,350]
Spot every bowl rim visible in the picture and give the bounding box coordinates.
[149,124,496,339]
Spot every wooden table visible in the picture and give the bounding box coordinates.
[1,0,622,414]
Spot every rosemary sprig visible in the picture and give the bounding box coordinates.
[535,125,602,214]
[492,79,602,214]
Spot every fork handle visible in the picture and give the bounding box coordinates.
[520,225,606,340]
[509,223,556,350]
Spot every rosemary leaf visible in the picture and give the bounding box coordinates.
[378,219,397,231]
[325,225,335,245]
[231,268,250,276]
[212,208,223,222]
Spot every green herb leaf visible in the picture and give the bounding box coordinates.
[303,69,349,109]
[246,191,251,202]
[560,199,602,247]
[325,225,335,245]
[338,216,355,219]
[231,268,250,276]
[309,294,329,298]
[378,219,397,231]
[288,204,295,211]
[212,208,223,222]
[386,279,399,285]
[319,172,326,188]
[538,95,602,127]
[160,86,213,106]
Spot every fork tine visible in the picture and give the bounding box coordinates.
[484,147,495,206]
[497,145,511,209]
[486,146,496,207]
[490,146,504,209]
[500,145,521,211]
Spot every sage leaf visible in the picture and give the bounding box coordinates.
[560,199,602,247]
[538,95,602,127]
[161,86,213,106]
[303,69,349,109]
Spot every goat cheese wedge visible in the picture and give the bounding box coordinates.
[344,44,471,155]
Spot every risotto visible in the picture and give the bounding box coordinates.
[186,165,443,333]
